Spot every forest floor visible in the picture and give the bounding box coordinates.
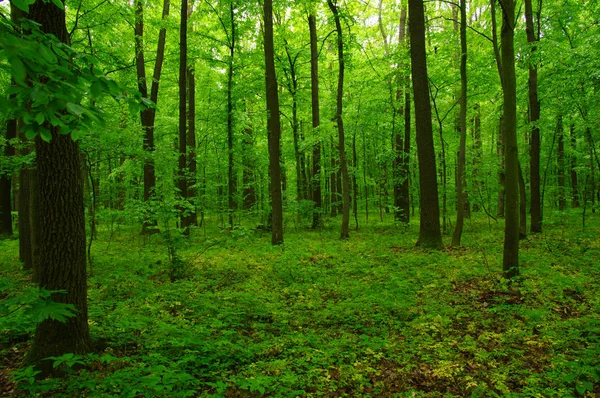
[1,210,599,397]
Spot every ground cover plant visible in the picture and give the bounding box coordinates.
[1,211,599,397]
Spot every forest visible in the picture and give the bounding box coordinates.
[0,0,599,396]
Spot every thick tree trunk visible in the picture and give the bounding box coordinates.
[309,12,322,229]
[136,0,170,235]
[327,0,351,239]
[500,0,519,279]
[525,0,542,233]
[25,0,93,375]
[409,0,443,249]
[263,0,284,245]
[451,0,468,247]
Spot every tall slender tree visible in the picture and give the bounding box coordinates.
[499,0,519,279]
[408,0,443,249]
[452,0,468,247]
[525,0,542,232]
[263,0,283,245]
[308,12,322,229]
[178,0,191,235]
[135,0,171,235]
[327,0,351,239]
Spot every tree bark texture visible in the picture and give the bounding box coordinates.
[178,0,190,235]
[26,0,93,374]
[408,0,443,249]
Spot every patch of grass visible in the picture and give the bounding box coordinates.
[1,213,599,396]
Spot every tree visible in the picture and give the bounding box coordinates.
[451,0,468,247]
[525,0,542,233]
[308,12,322,229]
[263,0,283,245]
[408,0,443,249]
[327,0,351,240]
[499,0,519,279]
[134,0,171,235]
[178,0,191,235]
[23,0,93,374]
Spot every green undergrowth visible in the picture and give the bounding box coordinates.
[1,212,600,397]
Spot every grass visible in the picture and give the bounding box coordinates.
[1,210,599,397]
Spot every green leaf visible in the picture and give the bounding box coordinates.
[10,0,35,12]
[35,113,45,125]
[26,298,77,323]
[9,56,26,86]
[66,102,85,116]
[50,0,65,9]
[24,127,37,140]
[40,127,52,142]
[90,80,104,98]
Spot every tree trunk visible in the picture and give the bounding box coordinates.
[136,0,170,235]
[187,64,198,226]
[472,103,482,211]
[394,6,409,223]
[409,0,443,249]
[0,117,16,235]
[327,0,351,239]
[452,0,468,247]
[25,0,93,374]
[518,160,527,239]
[500,0,519,279]
[570,124,580,207]
[525,0,542,233]
[497,117,505,217]
[19,167,32,270]
[178,0,190,235]
[309,13,322,229]
[557,116,566,211]
[242,102,257,210]
[227,0,236,228]
[263,0,284,245]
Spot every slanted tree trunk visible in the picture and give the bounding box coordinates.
[570,124,580,207]
[327,0,351,240]
[135,0,170,235]
[500,0,519,279]
[263,0,283,245]
[309,13,322,229]
[408,0,443,249]
[525,0,542,233]
[178,0,190,235]
[25,0,93,375]
[451,0,468,247]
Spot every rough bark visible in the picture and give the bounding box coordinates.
[263,0,284,245]
[525,0,542,232]
[451,0,468,247]
[327,0,351,239]
[500,0,519,279]
[409,0,443,249]
[25,0,93,374]
[309,13,322,229]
